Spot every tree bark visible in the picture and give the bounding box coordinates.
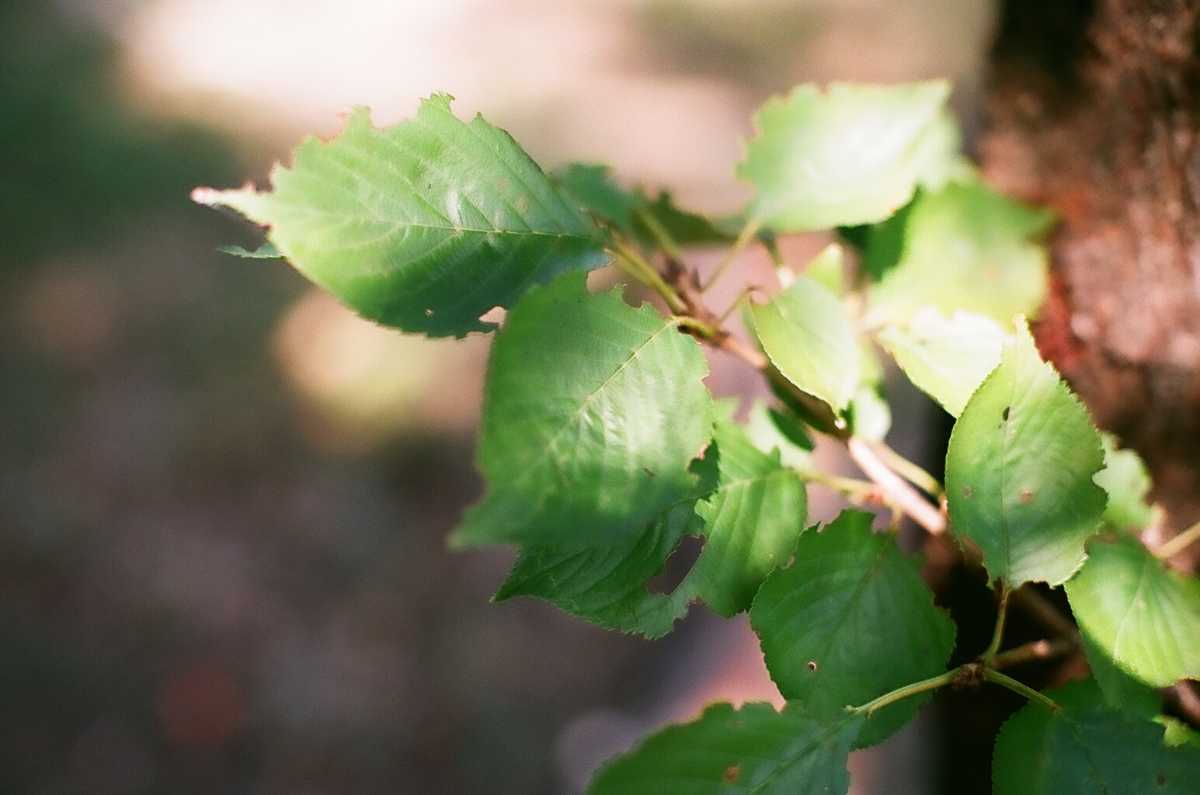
[982,0,1200,537]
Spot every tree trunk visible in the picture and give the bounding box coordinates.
[981,0,1200,539]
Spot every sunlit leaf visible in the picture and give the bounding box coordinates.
[945,321,1106,586]
[1094,433,1156,533]
[452,272,712,547]
[739,81,951,231]
[877,307,1006,417]
[195,96,605,337]
[1065,535,1200,686]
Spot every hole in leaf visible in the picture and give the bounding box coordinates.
[807,660,819,672]
[646,535,705,595]
[962,485,974,498]
[1002,406,1011,421]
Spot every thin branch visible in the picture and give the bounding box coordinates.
[982,668,1061,712]
[1155,518,1200,560]
[847,437,946,535]
[1167,681,1200,727]
[846,669,960,717]
[1010,587,1079,639]
[991,637,1078,669]
[871,441,944,498]
[635,207,684,262]
[607,242,688,314]
[701,217,761,292]
[982,583,1012,664]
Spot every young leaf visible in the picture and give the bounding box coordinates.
[865,180,1053,327]
[945,321,1106,586]
[675,418,808,616]
[738,81,951,231]
[452,272,712,548]
[877,307,1006,418]
[587,702,863,795]
[750,276,860,414]
[993,683,1200,795]
[1094,433,1156,532]
[750,510,956,747]
[846,385,891,442]
[194,96,606,337]
[1158,716,1200,749]
[1065,535,1200,686]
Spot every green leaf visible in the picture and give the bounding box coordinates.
[494,497,698,638]
[587,702,862,795]
[864,180,1053,327]
[945,321,1106,586]
[877,307,1006,418]
[738,81,951,231]
[846,385,891,442]
[554,163,734,248]
[554,163,640,234]
[194,96,606,337]
[1158,716,1200,749]
[452,272,712,548]
[634,190,737,247]
[1080,630,1161,718]
[675,419,808,616]
[750,510,956,747]
[993,682,1200,795]
[217,241,281,259]
[750,276,860,413]
[1094,434,1155,532]
[801,243,846,295]
[1065,535,1200,686]
[744,402,814,473]
[909,109,973,191]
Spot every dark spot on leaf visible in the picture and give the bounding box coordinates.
[1157,772,1167,786]
[807,660,818,672]
[723,765,741,784]
[962,485,974,498]
[424,308,434,317]
[1019,488,1034,504]
[642,467,656,478]
[1002,406,1010,421]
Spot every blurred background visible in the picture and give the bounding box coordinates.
[2,1,1000,793]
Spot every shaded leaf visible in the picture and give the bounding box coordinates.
[452,272,712,547]
[739,81,951,231]
[945,321,1106,586]
[1065,535,1200,686]
[993,682,1200,795]
[1080,630,1160,718]
[195,96,605,337]
[675,419,808,616]
[751,276,860,413]
[588,702,862,795]
[877,307,1006,417]
[750,510,956,747]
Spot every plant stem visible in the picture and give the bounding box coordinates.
[635,207,684,262]
[1155,518,1200,560]
[991,637,1077,669]
[702,217,761,292]
[847,437,946,534]
[608,242,688,314]
[846,669,960,716]
[804,470,878,499]
[871,441,944,498]
[982,583,1011,664]
[982,668,1061,712]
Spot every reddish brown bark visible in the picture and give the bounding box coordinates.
[982,0,1200,530]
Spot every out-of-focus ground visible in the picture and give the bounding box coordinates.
[2,1,991,792]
